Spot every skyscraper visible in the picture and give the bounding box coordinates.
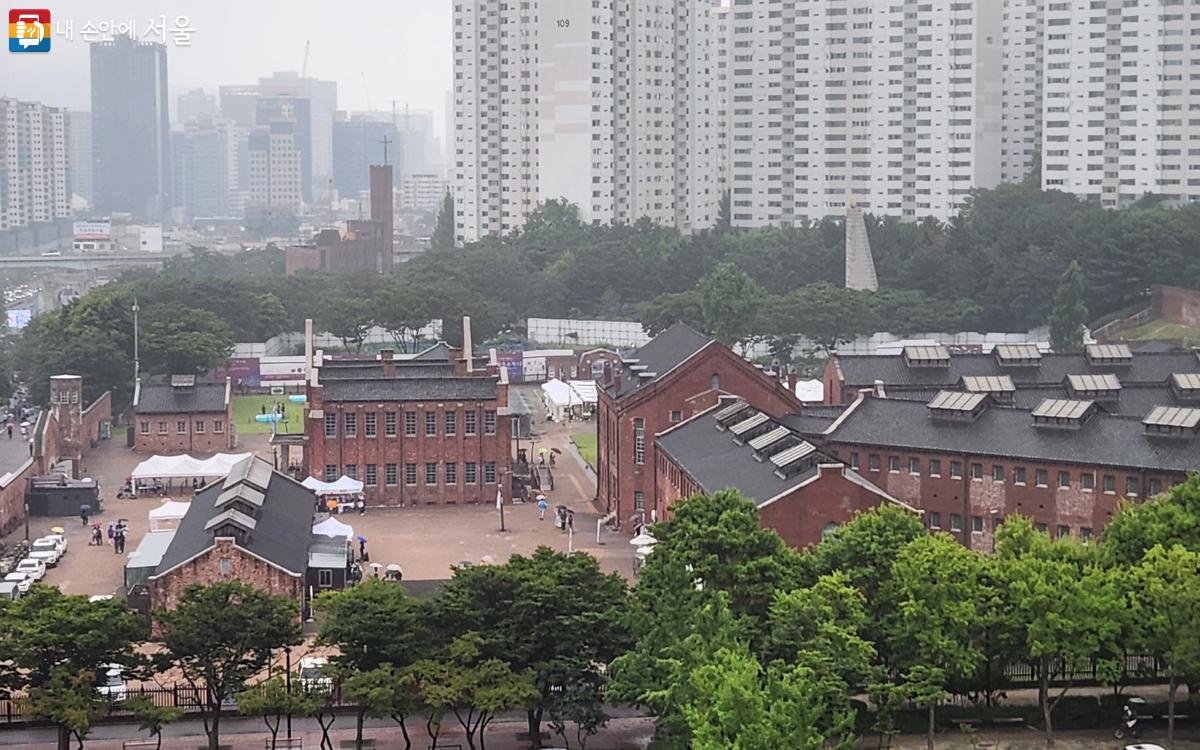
[66,110,92,206]
[248,120,303,214]
[257,72,337,199]
[172,120,228,220]
[255,96,312,203]
[452,0,720,244]
[177,88,217,125]
[332,114,397,199]
[0,98,70,229]
[89,35,170,220]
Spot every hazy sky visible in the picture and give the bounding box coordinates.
[1,0,452,130]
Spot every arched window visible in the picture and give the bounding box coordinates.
[710,373,720,391]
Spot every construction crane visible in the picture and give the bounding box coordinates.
[300,40,310,77]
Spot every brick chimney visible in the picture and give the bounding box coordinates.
[787,365,798,394]
[380,349,395,377]
[603,361,613,385]
[613,368,622,393]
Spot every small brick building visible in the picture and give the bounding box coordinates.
[148,457,322,613]
[133,376,233,455]
[656,400,915,549]
[595,323,804,530]
[304,349,512,506]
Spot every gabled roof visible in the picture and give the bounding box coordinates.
[608,323,713,398]
[319,363,457,380]
[134,379,228,414]
[152,457,315,578]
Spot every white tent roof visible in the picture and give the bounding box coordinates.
[148,500,190,522]
[312,516,355,540]
[568,380,598,405]
[301,475,365,496]
[130,452,254,480]
[795,379,824,402]
[541,378,582,407]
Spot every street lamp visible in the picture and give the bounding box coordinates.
[284,646,293,739]
[131,299,140,384]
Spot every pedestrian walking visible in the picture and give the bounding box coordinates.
[537,497,548,520]
[91,525,103,546]
[106,523,114,545]
[5,423,11,439]
[357,498,365,516]
[80,508,88,526]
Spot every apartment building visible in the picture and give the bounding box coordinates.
[1040,0,1200,207]
[452,0,721,243]
[0,98,70,230]
[248,120,303,213]
[1002,0,1044,183]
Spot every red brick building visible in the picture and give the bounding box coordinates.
[656,399,915,549]
[304,349,512,506]
[148,457,320,613]
[817,391,1198,551]
[595,323,803,529]
[133,376,234,455]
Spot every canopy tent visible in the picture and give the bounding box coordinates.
[795,378,824,403]
[301,475,365,496]
[541,378,583,422]
[312,516,354,540]
[568,380,598,406]
[147,500,190,532]
[130,452,254,481]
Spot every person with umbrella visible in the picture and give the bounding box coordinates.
[357,535,368,562]
[80,504,90,526]
[537,494,548,520]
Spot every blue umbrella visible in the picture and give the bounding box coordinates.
[356,535,367,543]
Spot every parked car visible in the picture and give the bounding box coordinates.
[96,664,127,701]
[14,558,46,582]
[28,537,63,567]
[88,594,114,603]
[298,657,332,690]
[0,580,19,600]
[43,533,68,555]
[4,571,32,595]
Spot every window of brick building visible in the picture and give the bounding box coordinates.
[445,411,457,435]
[1103,474,1116,494]
[1149,478,1162,495]
[344,465,357,479]
[671,410,682,423]
[950,461,962,478]
[325,464,337,482]
[1036,522,1048,534]
[446,462,458,484]
[385,412,397,437]
[176,421,186,434]
[365,412,376,437]
[1081,527,1093,542]
[219,558,231,576]
[484,410,497,434]
[634,491,645,511]
[425,412,437,437]
[1081,472,1094,490]
[888,456,900,472]
[465,462,478,484]
[929,459,941,477]
[992,464,1004,482]
[850,452,860,469]
[484,462,497,484]
[1058,471,1071,488]
[344,413,357,438]
[158,421,168,434]
[634,418,646,465]
[908,457,920,475]
[1125,476,1138,496]
[319,569,332,587]
[1035,469,1048,487]
[195,421,205,433]
[365,464,377,486]
[139,421,149,434]
[214,420,224,433]
[385,464,398,486]
[405,411,417,436]
[970,463,983,480]
[425,462,437,485]
[868,454,880,471]
[949,513,963,532]
[1013,467,1026,485]
[972,516,984,533]
[465,410,477,435]
[1056,524,1070,539]
[404,463,417,486]
[928,511,941,529]
[325,413,337,437]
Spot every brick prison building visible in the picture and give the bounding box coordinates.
[303,346,511,506]
[132,375,233,454]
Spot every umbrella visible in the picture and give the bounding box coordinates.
[50,526,64,535]
[356,535,367,543]
[79,504,93,512]
[536,494,546,502]
[630,532,657,547]
[550,448,562,455]
[19,421,29,428]
[369,562,383,571]
[635,545,654,558]
[385,563,402,572]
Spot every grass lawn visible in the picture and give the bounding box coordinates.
[573,432,597,469]
[232,395,304,435]
[1117,319,1200,347]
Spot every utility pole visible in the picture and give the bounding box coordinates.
[132,298,140,384]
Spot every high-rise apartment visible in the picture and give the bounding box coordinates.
[257,72,337,199]
[452,0,721,244]
[728,0,1004,226]
[256,96,312,204]
[248,120,303,214]
[66,111,92,206]
[0,98,70,230]
[1001,0,1043,184]
[89,35,170,220]
[1040,0,1199,208]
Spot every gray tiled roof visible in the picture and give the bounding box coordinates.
[153,458,316,578]
[826,396,1200,473]
[886,383,1188,419]
[135,381,227,414]
[837,351,1200,389]
[609,323,712,398]
[322,377,498,402]
[319,363,457,380]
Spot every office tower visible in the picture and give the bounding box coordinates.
[172,121,228,220]
[256,96,312,204]
[248,120,303,213]
[89,35,170,220]
[728,0,1004,226]
[331,113,398,199]
[1040,0,1199,208]
[1001,0,1043,183]
[452,0,720,244]
[0,98,70,229]
[177,88,217,125]
[66,110,93,206]
[398,173,449,212]
[257,72,337,199]
[217,86,260,126]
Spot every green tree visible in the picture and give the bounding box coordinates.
[715,191,731,233]
[1047,261,1088,353]
[432,192,456,250]
[767,284,875,356]
[318,295,375,353]
[154,582,302,750]
[237,677,316,750]
[1128,544,1200,748]
[122,695,184,750]
[341,665,420,750]
[889,534,986,750]
[140,304,234,376]
[696,263,764,350]
[640,291,705,337]
[1101,475,1200,565]
[25,668,109,750]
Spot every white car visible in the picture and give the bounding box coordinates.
[14,558,46,582]
[4,571,33,594]
[96,664,127,701]
[28,538,62,567]
[298,657,332,690]
[88,594,114,603]
[43,533,68,555]
[1126,746,1166,750]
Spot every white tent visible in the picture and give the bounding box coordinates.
[312,516,355,540]
[301,475,365,496]
[147,500,190,531]
[568,380,598,405]
[130,452,254,481]
[541,378,582,422]
[795,379,824,403]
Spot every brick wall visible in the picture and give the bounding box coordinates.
[81,391,112,449]
[597,343,803,529]
[0,458,36,536]
[304,385,512,506]
[134,410,234,455]
[821,357,846,405]
[1152,285,1200,328]
[757,465,902,550]
[821,440,1183,550]
[149,538,303,612]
